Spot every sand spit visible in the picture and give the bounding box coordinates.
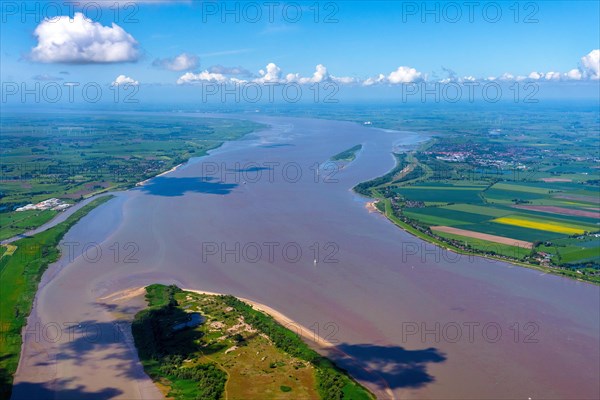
[183,289,335,349]
[135,163,183,187]
[365,201,380,213]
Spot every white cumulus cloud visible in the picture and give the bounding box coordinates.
[544,71,561,81]
[153,53,199,71]
[30,13,139,64]
[565,69,582,80]
[387,66,422,84]
[177,62,418,87]
[580,49,599,80]
[303,64,329,83]
[498,73,515,81]
[285,64,331,84]
[331,76,357,84]
[255,63,283,83]
[112,75,139,86]
[363,74,385,86]
[176,71,227,84]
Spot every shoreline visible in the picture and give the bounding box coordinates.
[135,163,184,187]
[183,288,335,350]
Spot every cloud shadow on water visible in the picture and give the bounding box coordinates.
[7,317,152,400]
[327,343,446,392]
[8,317,445,400]
[10,380,122,400]
[227,166,273,173]
[139,176,237,197]
[261,143,294,148]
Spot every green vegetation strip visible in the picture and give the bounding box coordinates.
[0,195,113,399]
[132,284,374,400]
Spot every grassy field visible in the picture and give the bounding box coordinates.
[0,114,265,240]
[395,186,486,204]
[0,195,113,398]
[0,210,58,240]
[434,231,532,260]
[132,284,373,400]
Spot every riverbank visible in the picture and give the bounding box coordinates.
[135,163,184,187]
[185,289,333,349]
[0,195,114,399]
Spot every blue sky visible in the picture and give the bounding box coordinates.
[1,0,599,104]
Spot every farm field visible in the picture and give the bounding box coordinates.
[492,216,591,235]
[433,229,533,260]
[394,183,487,204]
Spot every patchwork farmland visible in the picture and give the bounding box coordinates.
[355,135,600,283]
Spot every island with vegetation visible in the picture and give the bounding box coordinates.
[0,195,114,398]
[132,284,374,400]
[331,145,363,162]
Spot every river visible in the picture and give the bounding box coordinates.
[11,113,600,400]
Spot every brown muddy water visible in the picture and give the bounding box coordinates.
[11,113,600,400]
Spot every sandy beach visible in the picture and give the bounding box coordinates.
[365,200,380,213]
[135,163,184,187]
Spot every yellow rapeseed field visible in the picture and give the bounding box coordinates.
[493,217,586,235]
